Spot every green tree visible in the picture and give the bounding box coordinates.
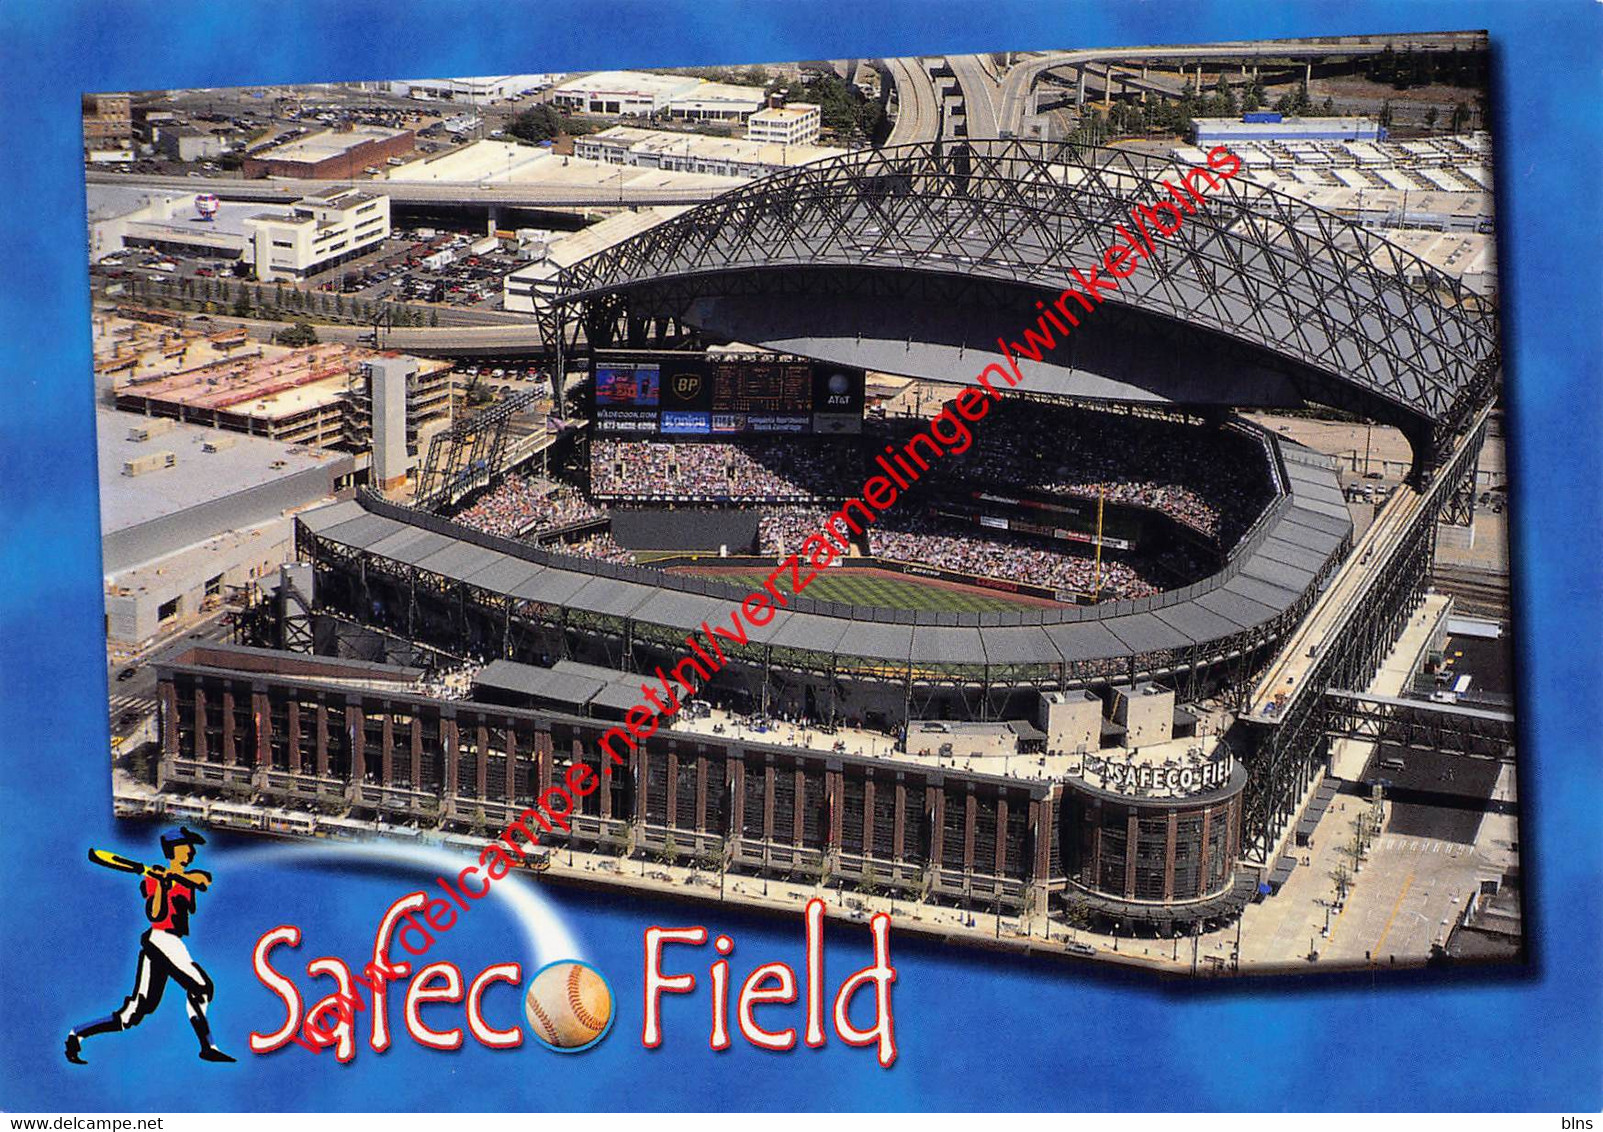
[1451,100,1470,133]
[429,308,440,327]
[1424,105,1439,131]
[507,103,567,144]
[273,320,319,347]
[1322,96,1336,116]
[860,863,880,896]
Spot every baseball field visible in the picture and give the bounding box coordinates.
[664,564,1058,613]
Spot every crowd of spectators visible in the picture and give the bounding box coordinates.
[758,507,839,556]
[556,531,634,565]
[868,513,1161,600]
[590,438,862,503]
[914,400,1274,546]
[454,477,606,540]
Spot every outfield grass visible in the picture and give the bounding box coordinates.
[674,567,1039,613]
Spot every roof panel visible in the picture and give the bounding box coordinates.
[566,576,657,619]
[836,622,913,661]
[765,614,844,655]
[629,589,728,633]
[508,569,594,605]
[1224,575,1298,613]
[1104,612,1187,655]
[979,626,1063,665]
[1256,536,1331,574]
[319,512,403,550]
[1195,588,1275,631]
[463,556,546,594]
[1041,620,1131,663]
[1277,517,1347,556]
[297,499,365,534]
[1285,505,1353,537]
[909,625,985,663]
[1240,557,1309,597]
[1152,601,1240,645]
[415,542,505,583]
[367,527,453,565]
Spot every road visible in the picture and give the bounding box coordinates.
[86,170,736,210]
[945,54,1003,140]
[880,56,941,146]
[995,36,1485,138]
[108,609,234,743]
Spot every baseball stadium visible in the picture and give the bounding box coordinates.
[138,142,1506,941]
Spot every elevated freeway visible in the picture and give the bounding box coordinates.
[995,34,1485,136]
[879,56,943,145]
[945,54,1003,140]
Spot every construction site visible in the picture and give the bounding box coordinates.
[97,309,456,459]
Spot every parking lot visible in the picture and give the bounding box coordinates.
[311,224,539,311]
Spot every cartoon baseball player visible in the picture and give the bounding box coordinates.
[66,827,235,1064]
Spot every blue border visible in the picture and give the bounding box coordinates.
[1,0,1600,1112]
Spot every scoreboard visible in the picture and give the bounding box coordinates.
[592,352,864,438]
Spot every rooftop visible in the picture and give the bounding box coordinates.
[671,81,768,106]
[98,407,344,535]
[256,125,408,164]
[585,125,847,167]
[750,103,819,122]
[551,71,702,98]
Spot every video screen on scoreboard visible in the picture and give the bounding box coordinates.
[591,353,865,438]
[593,361,661,433]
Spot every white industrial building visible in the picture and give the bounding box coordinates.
[573,126,846,179]
[550,71,702,117]
[98,409,354,646]
[89,186,391,281]
[154,125,230,163]
[503,206,689,314]
[242,189,390,282]
[1190,115,1384,145]
[394,75,564,103]
[664,81,768,123]
[746,101,822,146]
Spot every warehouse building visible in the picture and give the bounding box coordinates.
[664,80,768,123]
[99,409,353,646]
[393,75,564,103]
[241,125,414,179]
[89,186,393,281]
[549,71,702,117]
[573,125,846,179]
[83,92,134,161]
[1190,114,1384,145]
[154,124,230,163]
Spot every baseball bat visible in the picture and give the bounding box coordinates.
[88,848,158,876]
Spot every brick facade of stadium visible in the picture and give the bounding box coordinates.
[153,643,1251,923]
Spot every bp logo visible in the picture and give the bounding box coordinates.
[670,372,703,400]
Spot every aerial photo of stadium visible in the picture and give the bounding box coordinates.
[90,32,1519,974]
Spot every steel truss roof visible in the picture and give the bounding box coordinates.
[545,140,1497,431]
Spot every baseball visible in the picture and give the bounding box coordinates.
[524,961,613,1051]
